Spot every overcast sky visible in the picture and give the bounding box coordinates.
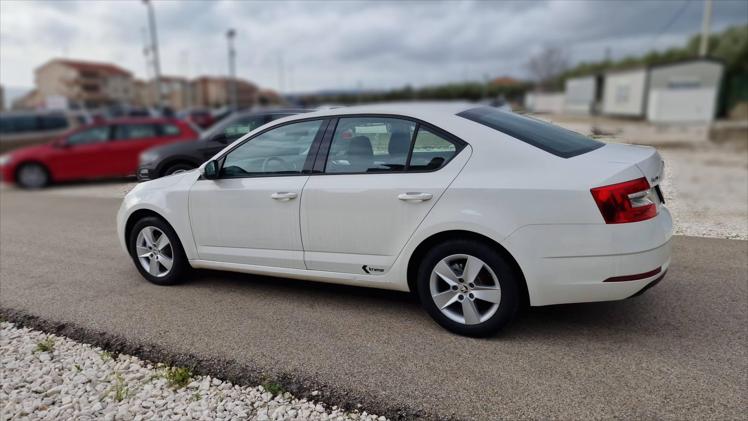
[1,0,746,95]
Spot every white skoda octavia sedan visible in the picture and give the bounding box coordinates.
[117,103,672,336]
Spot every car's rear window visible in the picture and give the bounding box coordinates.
[456,106,604,158]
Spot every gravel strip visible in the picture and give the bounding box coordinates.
[660,146,747,240]
[0,322,386,421]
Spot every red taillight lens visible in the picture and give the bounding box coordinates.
[590,177,657,224]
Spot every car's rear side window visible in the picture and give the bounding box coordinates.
[457,106,603,158]
[114,124,158,140]
[409,128,457,171]
[161,124,181,136]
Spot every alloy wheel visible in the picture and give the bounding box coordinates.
[135,226,174,278]
[429,254,502,325]
[18,165,47,188]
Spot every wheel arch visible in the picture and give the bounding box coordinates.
[406,230,530,307]
[14,159,52,182]
[124,209,172,249]
[157,156,201,177]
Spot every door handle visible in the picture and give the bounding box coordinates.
[271,192,298,201]
[398,192,433,202]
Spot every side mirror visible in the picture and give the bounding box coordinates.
[202,160,219,180]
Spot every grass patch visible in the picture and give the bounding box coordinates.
[100,350,116,362]
[191,392,202,402]
[110,373,130,402]
[261,381,285,396]
[161,366,193,389]
[34,337,55,353]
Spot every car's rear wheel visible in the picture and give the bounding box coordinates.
[163,163,194,176]
[128,216,189,286]
[417,240,520,337]
[16,163,49,189]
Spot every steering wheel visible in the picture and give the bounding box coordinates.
[261,156,292,173]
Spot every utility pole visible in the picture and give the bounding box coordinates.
[699,0,713,57]
[226,29,237,110]
[180,50,192,109]
[140,27,152,107]
[143,0,163,109]
[277,53,285,94]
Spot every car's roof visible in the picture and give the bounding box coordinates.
[233,107,310,118]
[289,101,477,121]
[99,117,183,125]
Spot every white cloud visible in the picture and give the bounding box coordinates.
[1,0,746,93]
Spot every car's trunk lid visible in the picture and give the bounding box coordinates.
[576,142,665,187]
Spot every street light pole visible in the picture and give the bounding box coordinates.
[226,29,237,110]
[143,0,163,109]
[699,0,713,57]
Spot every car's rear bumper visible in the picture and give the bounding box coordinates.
[504,207,673,306]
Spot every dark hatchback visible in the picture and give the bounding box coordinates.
[137,108,308,180]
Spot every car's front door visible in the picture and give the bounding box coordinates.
[300,116,469,274]
[48,125,112,181]
[188,118,327,269]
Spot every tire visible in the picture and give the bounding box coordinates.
[16,163,50,189]
[416,240,520,337]
[163,163,195,177]
[128,216,190,286]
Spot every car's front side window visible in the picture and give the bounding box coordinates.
[325,117,416,174]
[220,119,323,177]
[67,126,110,146]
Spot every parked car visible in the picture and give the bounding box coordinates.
[179,109,215,130]
[117,103,672,337]
[0,118,198,188]
[0,111,80,153]
[137,108,308,180]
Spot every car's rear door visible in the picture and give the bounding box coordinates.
[107,123,163,176]
[188,118,328,269]
[299,115,469,275]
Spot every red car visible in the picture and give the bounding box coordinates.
[184,110,214,129]
[0,118,198,188]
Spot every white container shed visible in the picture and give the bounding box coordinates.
[564,75,602,114]
[524,92,565,114]
[602,67,648,117]
[646,58,724,123]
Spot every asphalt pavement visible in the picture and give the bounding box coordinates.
[1,188,745,420]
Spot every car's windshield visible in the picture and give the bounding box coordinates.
[457,107,604,158]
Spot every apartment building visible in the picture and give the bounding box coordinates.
[191,76,258,108]
[34,58,135,108]
[134,76,193,110]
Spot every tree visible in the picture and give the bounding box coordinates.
[526,46,569,91]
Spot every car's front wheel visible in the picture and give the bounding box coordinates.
[128,216,189,285]
[16,163,50,189]
[417,240,520,337]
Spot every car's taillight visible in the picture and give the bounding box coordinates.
[590,177,657,224]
